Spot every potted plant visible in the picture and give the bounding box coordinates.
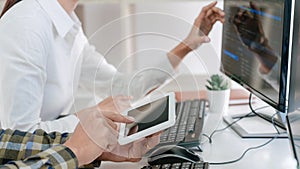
[206,74,231,115]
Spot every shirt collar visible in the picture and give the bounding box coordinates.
[37,0,75,37]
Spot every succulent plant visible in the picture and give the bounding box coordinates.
[206,74,230,91]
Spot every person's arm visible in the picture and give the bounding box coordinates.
[0,145,78,169]
[0,128,75,168]
[78,2,224,102]
[0,97,136,168]
[0,126,102,169]
[79,42,175,102]
[168,1,225,68]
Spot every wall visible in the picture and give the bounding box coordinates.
[133,1,223,75]
[0,1,223,75]
[75,1,124,70]
[0,0,4,11]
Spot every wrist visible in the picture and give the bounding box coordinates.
[169,42,192,59]
[167,42,192,68]
[64,141,83,167]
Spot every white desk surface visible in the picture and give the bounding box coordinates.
[99,74,296,169]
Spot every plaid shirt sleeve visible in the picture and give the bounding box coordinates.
[1,145,77,169]
[0,129,78,168]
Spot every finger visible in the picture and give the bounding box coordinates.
[114,95,133,101]
[115,101,132,110]
[146,131,163,138]
[211,7,225,17]
[128,125,139,136]
[195,1,218,27]
[205,8,214,18]
[206,7,223,19]
[209,8,225,20]
[200,1,218,18]
[201,1,218,14]
[98,96,113,105]
[249,1,260,20]
[196,35,211,44]
[211,15,225,24]
[145,135,160,149]
[113,96,132,106]
[113,96,133,110]
[100,152,138,162]
[128,158,142,162]
[105,112,135,123]
[105,118,118,130]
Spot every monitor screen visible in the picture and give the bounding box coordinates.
[221,0,292,112]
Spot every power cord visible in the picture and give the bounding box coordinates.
[206,93,285,143]
[248,93,286,132]
[209,111,282,165]
[208,94,284,165]
[206,112,252,143]
[209,137,276,165]
[206,106,268,143]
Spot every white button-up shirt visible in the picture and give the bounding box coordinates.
[0,0,174,133]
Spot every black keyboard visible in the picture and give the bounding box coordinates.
[158,99,207,148]
[141,161,209,169]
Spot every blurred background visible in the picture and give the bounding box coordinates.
[0,0,224,77]
[75,0,223,75]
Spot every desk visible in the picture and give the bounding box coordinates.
[99,75,296,169]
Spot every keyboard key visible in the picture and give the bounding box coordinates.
[157,100,206,148]
[141,162,209,169]
[162,164,171,169]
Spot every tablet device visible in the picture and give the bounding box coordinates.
[118,92,176,145]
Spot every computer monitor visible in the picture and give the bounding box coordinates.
[220,0,296,138]
[221,0,293,113]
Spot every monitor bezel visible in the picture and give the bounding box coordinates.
[287,0,300,113]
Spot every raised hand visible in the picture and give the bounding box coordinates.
[184,1,225,50]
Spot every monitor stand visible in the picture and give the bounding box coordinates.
[223,111,288,138]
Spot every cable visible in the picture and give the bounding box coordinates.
[206,106,269,143]
[271,111,281,134]
[207,112,252,143]
[209,104,284,165]
[210,113,282,165]
[209,137,276,165]
[248,93,286,132]
[202,133,212,143]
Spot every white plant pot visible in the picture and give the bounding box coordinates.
[202,89,230,136]
[207,89,230,116]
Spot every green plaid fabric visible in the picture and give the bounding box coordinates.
[0,129,77,168]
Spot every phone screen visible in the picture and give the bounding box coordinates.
[125,96,169,136]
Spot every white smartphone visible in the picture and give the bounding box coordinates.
[118,92,176,145]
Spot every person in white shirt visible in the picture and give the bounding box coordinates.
[0,0,225,133]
